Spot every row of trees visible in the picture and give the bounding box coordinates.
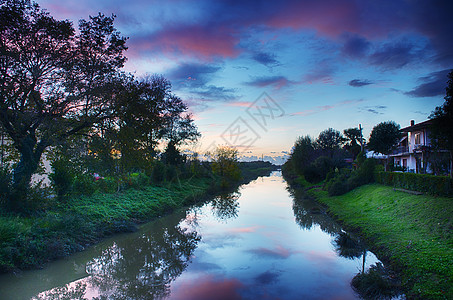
[0,0,200,212]
[286,69,453,183]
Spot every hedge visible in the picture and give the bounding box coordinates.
[376,172,453,196]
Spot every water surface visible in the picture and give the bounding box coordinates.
[0,172,380,299]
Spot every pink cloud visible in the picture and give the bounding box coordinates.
[129,25,241,60]
[228,226,261,234]
[228,101,254,108]
[170,275,244,300]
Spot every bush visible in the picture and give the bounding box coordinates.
[49,159,74,201]
[0,168,12,207]
[97,177,118,193]
[376,171,453,196]
[151,161,166,183]
[73,173,97,196]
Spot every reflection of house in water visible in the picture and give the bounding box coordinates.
[390,119,449,174]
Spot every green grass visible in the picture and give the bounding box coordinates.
[0,177,214,272]
[311,184,453,299]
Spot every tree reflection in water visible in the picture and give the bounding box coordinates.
[44,210,201,300]
[210,191,240,222]
[91,214,200,299]
[288,185,342,235]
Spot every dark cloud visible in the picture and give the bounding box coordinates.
[167,63,221,88]
[341,34,371,58]
[251,52,279,67]
[348,79,373,87]
[405,69,451,98]
[368,41,418,69]
[193,85,238,101]
[254,270,281,285]
[245,75,295,89]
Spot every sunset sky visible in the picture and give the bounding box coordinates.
[36,0,452,161]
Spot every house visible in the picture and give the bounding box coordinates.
[390,119,444,174]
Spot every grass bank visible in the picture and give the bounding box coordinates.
[0,177,217,273]
[307,183,452,299]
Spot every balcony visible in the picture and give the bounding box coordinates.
[391,146,409,156]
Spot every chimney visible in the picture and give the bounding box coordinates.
[410,120,415,126]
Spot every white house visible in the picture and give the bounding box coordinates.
[390,119,433,173]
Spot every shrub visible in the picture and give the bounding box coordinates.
[49,159,74,201]
[376,171,453,196]
[0,168,12,207]
[97,177,118,193]
[73,173,97,196]
[151,161,166,183]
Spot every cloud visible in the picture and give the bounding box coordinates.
[368,41,419,69]
[245,75,295,89]
[359,105,387,115]
[254,270,281,285]
[341,34,371,58]
[170,275,244,300]
[302,60,336,84]
[348,79,373,87]
[167,62,221,87]
[405,69,451,97]
[247,246,291,259]
[291,99,364,116]
[251,52,280,67]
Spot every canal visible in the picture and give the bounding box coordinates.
[0,171,382,299]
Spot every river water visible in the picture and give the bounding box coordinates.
[0,171,382,299]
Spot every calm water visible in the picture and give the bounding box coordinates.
[0,171,381,299]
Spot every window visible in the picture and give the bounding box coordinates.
[403,159,407,168]
[414,132,421,145]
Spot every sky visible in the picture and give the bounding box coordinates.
[36,0,453,162]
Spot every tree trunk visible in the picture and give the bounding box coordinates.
[8,136,46,213]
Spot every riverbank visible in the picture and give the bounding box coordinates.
[286,172,452,299]
[0,163,276,273]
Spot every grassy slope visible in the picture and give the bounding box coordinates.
[310,184,452,299]
[0,177,214,272]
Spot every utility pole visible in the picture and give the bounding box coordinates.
[359,124,364,152]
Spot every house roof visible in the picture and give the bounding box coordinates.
[400,119,433,132]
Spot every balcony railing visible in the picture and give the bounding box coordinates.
[391,146,409,155]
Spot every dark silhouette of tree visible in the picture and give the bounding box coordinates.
[0,0,127,211]
[316,128,346,157]
[343,127,362,159]
[367,121,400,171]
[429,70,453,177]
[290,135,315,175]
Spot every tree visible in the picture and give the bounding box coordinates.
[367,121,400,171]
[0,0,127,211]
[429,70,453,177]
[210,146,241,188]
[343,127,362,159]
[290,135,315,175]
[316,128,345,157]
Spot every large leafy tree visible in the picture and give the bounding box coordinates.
[0,0,127,210]
[316,128,345,157]
[429,70,453,177]
[367,121,400,171]
[343,127,363,159]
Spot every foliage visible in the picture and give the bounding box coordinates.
[290,135,316,175]
[367,121,400,156]
[316,128,345,156]
[429,70,453,177]
[351,263,400,299]
[343,127,363,159]
[324,158,376,196]
[49,159,75,201]
[210,146,241,188]
[376,171,453,196]
[0,0,127,211]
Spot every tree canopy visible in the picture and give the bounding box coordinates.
[367,121,400,156]
[429,69,453,177]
